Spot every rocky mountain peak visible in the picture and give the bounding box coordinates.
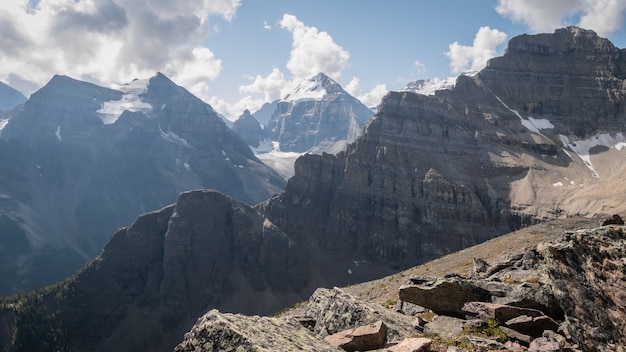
[504,26,619,57]
[282,72,343,102]
[265,72,373,153]
[0,82,27,111]
[231,109,264,148]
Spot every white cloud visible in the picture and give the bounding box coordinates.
[578,0,626,36]
[263,20,271,30]
[220,13,385,119]
[0,0,240,96]
[209,95,265,121]
[239,68,288,102]
[496,0,626,36]
[345,77,388,108]
[413,60,427,75]
[446,26,508,74]
[279,14,350,81]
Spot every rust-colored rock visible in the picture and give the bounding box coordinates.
[387,337,432,352]
[324,320,388,352]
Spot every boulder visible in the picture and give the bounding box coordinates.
[399,277,491,318]
[528,336,563,352]
[602,214,624,226]
[301,287,414,341]
[387,337,432,352]
[423,315,469,339]
[174,309,340,352]
[324,320,387,352]
[499,326,532,346]
[504,315,560,338]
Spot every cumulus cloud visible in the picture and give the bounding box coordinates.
[446,26,508,74]
[578,0,626,36]
[345,77,388,108]
[279,14,350,81]
[496,0,626,36]
[239,68,288,102]
[209,95,265,121]
[0,0,240,97]
[215,13,385,119]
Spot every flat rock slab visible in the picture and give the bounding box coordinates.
[399,277,491,318]
[423,315,468,339]
[463,301,545,322]
[504,315,559,338]
[324,320,387,352]
[386,337,432,352]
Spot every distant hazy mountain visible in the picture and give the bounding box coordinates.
[231,109,265,148]
[251,100,277,128]
[0,81,26,111]
[0,73,284,294]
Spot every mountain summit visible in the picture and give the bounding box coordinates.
[265,72,373,154]
[0,72,284,294]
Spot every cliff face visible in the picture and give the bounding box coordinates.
[7,190,314,351]
[261,27,626,269]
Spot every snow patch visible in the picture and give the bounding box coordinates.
[283,75,327,102]
[494,95,554,134]
[0,118,9,131]
[158,125,189,146]
[559,133,626,178]
[184,161,191,171]
[347,269,352,275]
[552,182,563,187]
[97,78,152,124]
[404,76,458,95]
[55,126,62,141]
[252,140,304,180]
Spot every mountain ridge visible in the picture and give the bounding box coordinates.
[0,72,284,295]
[1,26,626,351]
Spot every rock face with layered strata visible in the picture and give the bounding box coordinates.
[261,27,626,271]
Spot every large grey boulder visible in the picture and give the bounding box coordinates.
[175,309,340,352]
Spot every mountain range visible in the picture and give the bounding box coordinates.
[0,73,284,294]
[0,26,625,351]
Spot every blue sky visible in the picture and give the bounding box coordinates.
[2,0,626,119]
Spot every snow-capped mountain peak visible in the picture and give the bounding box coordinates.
[282,72,342,102]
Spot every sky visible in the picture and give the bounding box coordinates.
[0,0,625,120]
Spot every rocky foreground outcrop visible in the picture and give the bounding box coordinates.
[178,223,626,351]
